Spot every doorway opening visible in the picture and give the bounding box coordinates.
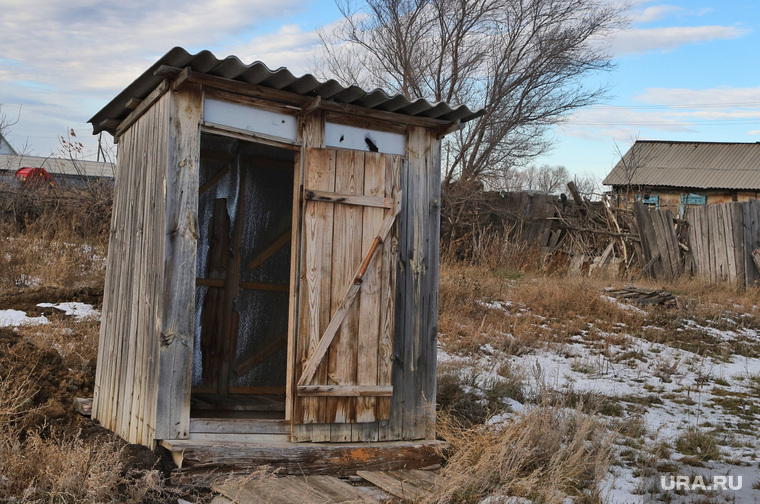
[192,132,295,420]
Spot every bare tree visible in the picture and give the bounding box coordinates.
[613,135,654,202]
[514,164,569,194]
[0,105,21,155]
[572,172,600,200]
[317,0,628,188]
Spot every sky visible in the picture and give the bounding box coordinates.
[0,0,758,186]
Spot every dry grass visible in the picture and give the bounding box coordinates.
[13,316,100,374]
[430,405,613,504]
[0,194,209,503]
[438,263,647,356]
[0,217,107,291]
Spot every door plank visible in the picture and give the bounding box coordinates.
[328,150,364,425]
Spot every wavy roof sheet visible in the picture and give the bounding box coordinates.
[0,153,114,178]
[603,141,760,191]
[90,47,483,136]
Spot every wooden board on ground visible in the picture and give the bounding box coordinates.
[213,474,387,504]
[357,470,436,501]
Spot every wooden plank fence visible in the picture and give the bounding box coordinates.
[686,200,760,287]
[633,202,682,282]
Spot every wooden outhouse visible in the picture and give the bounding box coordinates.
[89,47,480,472]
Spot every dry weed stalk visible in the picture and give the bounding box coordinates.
[431,405,613,504]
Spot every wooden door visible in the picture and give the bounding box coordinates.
[294,147,402,424]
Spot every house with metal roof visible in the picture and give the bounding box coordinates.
[88,47,482,474]
[0,153,114,187]
[603,141,760,216]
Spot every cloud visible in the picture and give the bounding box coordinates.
[630,5,683,24]
[0,0,312,157]
[636,86,760,107]
[226,25,323,75]
[609,25,749,55]
[555,84,760,149]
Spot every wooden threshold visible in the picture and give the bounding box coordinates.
[160,439,448,476]
[190,418,290,435]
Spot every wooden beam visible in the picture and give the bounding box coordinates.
[567,180,586,207]
[115,79,171,140]
[161,439,448,476]
[198,166,230,196]
[154,65,182,78]
[303,189,394,209]
[234,333,288,376]
[299,96,322,117]
[125,98,142,110]
[436,119,461,139]
[99,118,121,131]
[297,385,393,397]
[247,229,293,270]
[172,66,193,90]
[201,123,300,150]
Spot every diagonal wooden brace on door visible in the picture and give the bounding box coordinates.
[297,190,402,388]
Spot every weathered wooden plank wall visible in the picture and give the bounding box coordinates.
[155,85,203,440]
[92,88,171,447]
[686,200,760,287]
[391,126,440,440]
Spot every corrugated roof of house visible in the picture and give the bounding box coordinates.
[0,154,114,178]
[603,141,760,190]
[90,47,484,136]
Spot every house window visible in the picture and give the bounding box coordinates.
[682,193,706,206]
[679,193,705,218]
[636,193,659,208]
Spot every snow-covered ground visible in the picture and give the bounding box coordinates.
[0,302,99,327]
[442,296,760,503]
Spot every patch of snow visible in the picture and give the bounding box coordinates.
[0,309,49,327]
[15,275,41,288]
[37,302,100,320]
[600,295,648,315]
[480,343,496,355]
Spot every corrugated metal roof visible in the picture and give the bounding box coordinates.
[0,154,114,178]
[89,47,483,136]
[603,141,760,190]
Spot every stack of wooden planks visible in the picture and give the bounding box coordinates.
[605,286,675,306]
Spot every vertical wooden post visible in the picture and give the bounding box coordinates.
[155,85,202,440]
[290,110,326,441]
[391,127,440,440]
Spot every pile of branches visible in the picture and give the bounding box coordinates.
[551,189,641,274]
